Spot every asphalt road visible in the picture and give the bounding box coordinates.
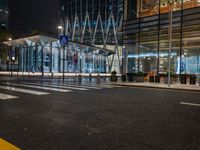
[0,78,200,150]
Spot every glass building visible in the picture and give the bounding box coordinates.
[123,0,200,75]
[0,0,8,30]
[59,0,123,73]
[3,35,114,74]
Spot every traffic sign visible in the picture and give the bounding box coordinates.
[59,35,68,45]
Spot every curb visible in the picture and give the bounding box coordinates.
[109,83,200,93]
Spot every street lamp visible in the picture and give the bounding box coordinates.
[58,25,63,29]
[58,26,63,35]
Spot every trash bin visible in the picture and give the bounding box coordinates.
[122,75,126,81]
[149,76,154,82]
[197,75,200,86]
[155,76,160,83]
[180,75,187,84]
[190,75,196,85]
[127,73,134,82]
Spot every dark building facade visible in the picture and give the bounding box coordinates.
[9,0,59,35]
[0,0,8,30]
[123,0,200,75]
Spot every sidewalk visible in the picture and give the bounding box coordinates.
[109,81,200,92]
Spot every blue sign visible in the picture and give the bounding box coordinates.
[60,35,68,45]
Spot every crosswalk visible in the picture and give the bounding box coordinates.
[0,82,121,100]
[5,83,72,93]
[0,85,50,95]
[0,93,18,100]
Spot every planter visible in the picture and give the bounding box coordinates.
[110,75,118,82]
[190,76,196,85]
[136,76,144,82]
[180,75,187,84]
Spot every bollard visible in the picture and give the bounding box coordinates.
[198,75,200,86]
[97,74,100,84]
[78,74,82,84]
[199,78,200,86]
[89,73,92,81]
[51,72,54,78]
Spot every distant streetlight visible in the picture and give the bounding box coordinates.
[58,26,63,29]
[58,26,63,36]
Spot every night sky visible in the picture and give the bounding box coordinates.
[9,0,59,36]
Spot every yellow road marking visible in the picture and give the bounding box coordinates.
[0,138,20,150]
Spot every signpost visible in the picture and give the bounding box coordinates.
[59,35,68,81]
[8,49,15,77]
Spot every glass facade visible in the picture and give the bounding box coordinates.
[123,0,200,75]
[18,42,107,73]
[4,36,114,73]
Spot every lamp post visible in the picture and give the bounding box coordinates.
[58,25,64,80]
[8,38,15,77]
[58,25,67,81]
[168,5,173,87]
[11,56,15,77]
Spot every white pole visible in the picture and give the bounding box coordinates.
[168,9,172,87]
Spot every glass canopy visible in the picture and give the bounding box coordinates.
[3,35,115,73]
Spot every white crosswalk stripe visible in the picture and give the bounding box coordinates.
[0,85,49,95]
[63,84,120,89]
[23,82,121,90]
[0,93,18,100]
[22,82,89,91]
[23,82,103,90]
[0,82,122,100]
[98,85,123,88]
[58,84,103,89]
[4,83,71,93]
